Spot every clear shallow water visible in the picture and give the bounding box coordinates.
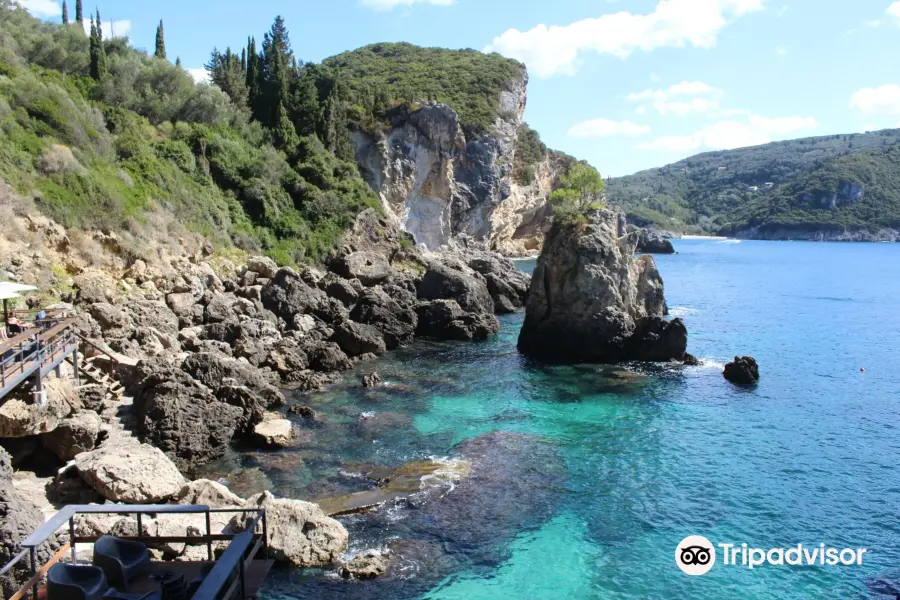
[226,239,900,599]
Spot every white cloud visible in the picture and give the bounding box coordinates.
[637,113,817,151]
[360,0,453,10]
[18,0,60,17]
[775,45,789,56]
[849,84,900,115]
[888,1,900,18]
[626,80,723,117]
[567,118,651,138]
[484,0,766,77]
[80,18,132,38]
[187,69,210,84]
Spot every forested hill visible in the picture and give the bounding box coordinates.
[0,4,536,266]
[607,129,900,239]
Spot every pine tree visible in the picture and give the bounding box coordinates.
[74,0,82,23]
[154,20,166,59]
[260,16,294,127]
[62,1,68,24]
[207,47,250,113]
[292,74,320,136]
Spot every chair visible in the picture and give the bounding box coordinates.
[93,536,151,590]
[47,564,109,600]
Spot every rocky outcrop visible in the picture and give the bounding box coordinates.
[632,227,675,254]
[251,418,294,448]
[73,443,186,503]
[41,411,101,461]
[351,72,565,256]
[341,551,389,580]
[723,356,760,385]
[0,447,52,597]
[237,491,348,566]
[518,209,689,363]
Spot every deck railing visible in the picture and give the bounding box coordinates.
[0,317,78,401]
[0,504,268,600]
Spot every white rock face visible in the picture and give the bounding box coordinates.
[237,491,349,566]
[252,419,294,448]
[74,443,186,503]
[352,71,563,256]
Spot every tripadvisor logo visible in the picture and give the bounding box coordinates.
[675,536,868,576]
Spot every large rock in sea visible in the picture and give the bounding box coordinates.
[518,209,688,363]
[633,227,675,254]
[723,356,760,385]
[236,492,348,566]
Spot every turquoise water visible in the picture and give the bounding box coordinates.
[250,238,900,599]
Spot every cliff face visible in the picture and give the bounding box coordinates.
[352,73,560,256]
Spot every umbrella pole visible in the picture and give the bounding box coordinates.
[3,299,7,331]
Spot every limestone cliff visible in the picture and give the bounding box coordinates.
[351,72,563,256]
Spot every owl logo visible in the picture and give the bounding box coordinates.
[676,536,716,575]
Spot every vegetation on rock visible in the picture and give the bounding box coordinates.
[550,162,605,222]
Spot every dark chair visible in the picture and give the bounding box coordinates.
[47,564,110,600]
[93,536,151,590]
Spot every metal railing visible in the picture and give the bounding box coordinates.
[0,504,268,600]
[0,318,77,400]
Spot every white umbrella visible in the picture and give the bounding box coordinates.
[0,289,22,301]
[0,282,35,327]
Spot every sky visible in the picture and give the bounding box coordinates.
[17,0,900,176]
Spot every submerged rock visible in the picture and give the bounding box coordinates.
[361,372,382,388]
[341,550,389,580]
[723,356,760,385]
[518,209,688,363]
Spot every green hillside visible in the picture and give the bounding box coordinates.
[324,42,525,138]
[607,129,900,236]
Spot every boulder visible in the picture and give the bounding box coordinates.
[286,405,316,419]
[173,479,246,508]
[416,300,499,341]
[518,209,688,363]
[87,302,131,330]
[263,342,309,379]
[318,273,359,308]
[723,356,760,385]
[165,292,196,318]
[307,342,353,372]
[41,411,101,461]
[132,362,244,471]
[74,443,186,503]
[251,419,294,448]
[362,372,382,388]
[350,288,417,349]
[238,492,348,566]
[332,251,391,286]
[261,268,328,322]
[467,252,531,312]
[182,352,277,390]
[331,320,388,357]
[203,293,239,324]
[416,259,494,315]
[0,393,70,438]
[246,256,278,279]
[340,551,389,580]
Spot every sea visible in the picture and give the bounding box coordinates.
[215,238,900,599]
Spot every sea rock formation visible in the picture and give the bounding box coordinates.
[723,356,760,385]
[633,227,676,254]
[518,209,689,363]
[351,73,567,256]
[73,443,186,503]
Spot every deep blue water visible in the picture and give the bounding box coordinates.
[244,238,900,599]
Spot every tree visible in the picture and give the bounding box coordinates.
[88,12,107,81]
[273,101,299,151]
[246,37,261,119]
[154,20,166,59]
[207,47,249,113]
[74,0,82,23]
[175,56,182,68]
[550,162,606,216]
[260,16,294,127]
[61,1,68,24]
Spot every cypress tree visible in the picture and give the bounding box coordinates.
[175,57,182,68]
[89,12,107,81]
[62,1,68,24]
[95,8,102,39]
[241,49,246,73]
[154,20,166,59]
[74,0,82,23]
[273,101,299,152]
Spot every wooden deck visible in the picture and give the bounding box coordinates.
[35,560,275,599]
[0,318,77,401]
